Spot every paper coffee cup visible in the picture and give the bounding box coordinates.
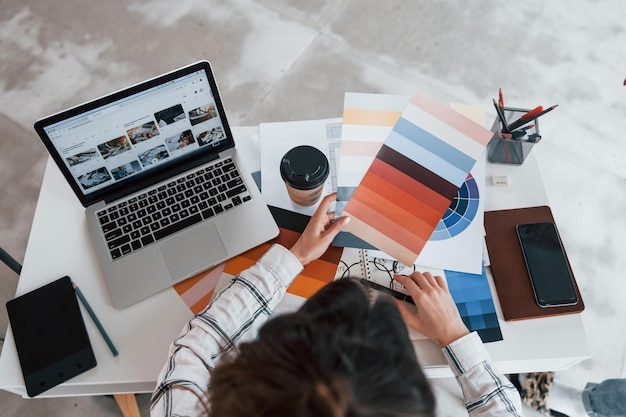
[280,145,329,206]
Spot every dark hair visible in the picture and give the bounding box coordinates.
[208,278,435,417]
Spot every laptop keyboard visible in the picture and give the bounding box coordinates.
[96,157,251,260]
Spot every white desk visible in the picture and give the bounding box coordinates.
[416,153,590,377]
[0,127,590,399]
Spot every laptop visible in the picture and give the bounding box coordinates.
[34,61,279,308]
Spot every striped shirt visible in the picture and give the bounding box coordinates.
[150,244,523,416]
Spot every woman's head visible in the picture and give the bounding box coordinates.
[209,278,435,417]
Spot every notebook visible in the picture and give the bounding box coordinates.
[34,61,279,308]
[484,206,584,321]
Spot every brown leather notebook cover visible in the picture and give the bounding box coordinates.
[484,206,584,321]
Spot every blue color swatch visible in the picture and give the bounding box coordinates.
[446,267,503,343]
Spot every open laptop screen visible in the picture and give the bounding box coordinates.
[35,61,234,207]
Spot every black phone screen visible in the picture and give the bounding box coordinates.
[516,222,578,307]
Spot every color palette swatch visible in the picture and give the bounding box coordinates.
[174,206,343,315]
[336,95,487,274]
[341,90,492,266]
[430,173,480,241]
[334,93,409,249]
[445,267,503,343]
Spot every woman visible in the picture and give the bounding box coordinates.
[151,193,523,416]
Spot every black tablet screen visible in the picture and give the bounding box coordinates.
[6,276,96,396]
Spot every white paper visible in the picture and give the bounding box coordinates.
[259,118,342,216]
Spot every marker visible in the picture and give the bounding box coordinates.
[73,282,119,357]
[511,129,528,140]
[527,133,542,143]
[492,99,509,133]
[508,105,558,131]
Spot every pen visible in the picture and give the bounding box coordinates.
[72,282,119,357]
[492,99,509,133]
[360,279,415,305]
[508,104,557,131]
[498,88,504,108]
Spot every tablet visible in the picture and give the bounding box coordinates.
[6,276,97,397]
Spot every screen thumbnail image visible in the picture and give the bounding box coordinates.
[138,144,170,167]
[164,130,196,153]
[111,160,142,180]
[97,136,132,160]
[188,103,217,126]
[78,167,112,190]
[127,121,159,144]
[66,148,98,166]
[197,126,225,147]
[155,104,186,127]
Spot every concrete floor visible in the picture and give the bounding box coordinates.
[1,0,625,415]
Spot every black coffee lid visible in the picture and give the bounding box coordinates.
[280,145,330,190]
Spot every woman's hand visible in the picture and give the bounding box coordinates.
[394,271,469,347]
[289,193,350,266]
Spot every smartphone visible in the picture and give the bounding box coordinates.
[516,222,578,308]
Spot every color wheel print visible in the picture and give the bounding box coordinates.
[430,173,479,240]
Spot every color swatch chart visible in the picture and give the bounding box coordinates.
[334,93,408,250]
[341,90,492,266]
[445,268,502,343]
[430,173,480,241]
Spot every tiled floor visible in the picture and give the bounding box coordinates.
[1,0,625,415]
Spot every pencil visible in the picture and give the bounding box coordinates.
[492,99,509,133]
[508,104,557,131]
[506,106,543,131]
[72,282,119,357]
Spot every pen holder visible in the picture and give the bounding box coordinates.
[487,107,541,165]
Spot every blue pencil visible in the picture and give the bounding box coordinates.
[72,282,119,357]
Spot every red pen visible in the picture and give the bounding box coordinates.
[498,88,504,108]
[507,106,544,131]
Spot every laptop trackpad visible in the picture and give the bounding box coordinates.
[161,222,228,280]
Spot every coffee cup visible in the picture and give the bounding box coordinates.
[280,145,329,206]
